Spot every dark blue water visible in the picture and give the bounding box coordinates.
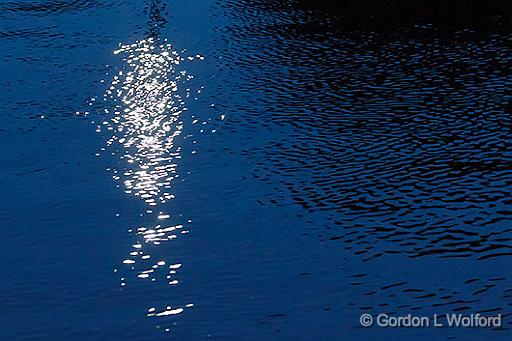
[1,1,511,339]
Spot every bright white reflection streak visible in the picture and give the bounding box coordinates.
[102,38,203,322]
[109,39,188,205]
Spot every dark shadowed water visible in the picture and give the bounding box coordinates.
[1,0,511,339]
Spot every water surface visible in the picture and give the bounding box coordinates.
[1,0,511,339]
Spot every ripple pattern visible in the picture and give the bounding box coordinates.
[216,0,512,330]
[220,0,512,261]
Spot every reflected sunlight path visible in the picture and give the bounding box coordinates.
[93,37,205,326]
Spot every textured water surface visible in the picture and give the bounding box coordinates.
[1,0,511,340]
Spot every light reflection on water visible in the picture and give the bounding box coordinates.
[106,39,200,205]
[96,37,204,322]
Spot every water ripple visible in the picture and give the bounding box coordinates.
[216,0,512,328]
